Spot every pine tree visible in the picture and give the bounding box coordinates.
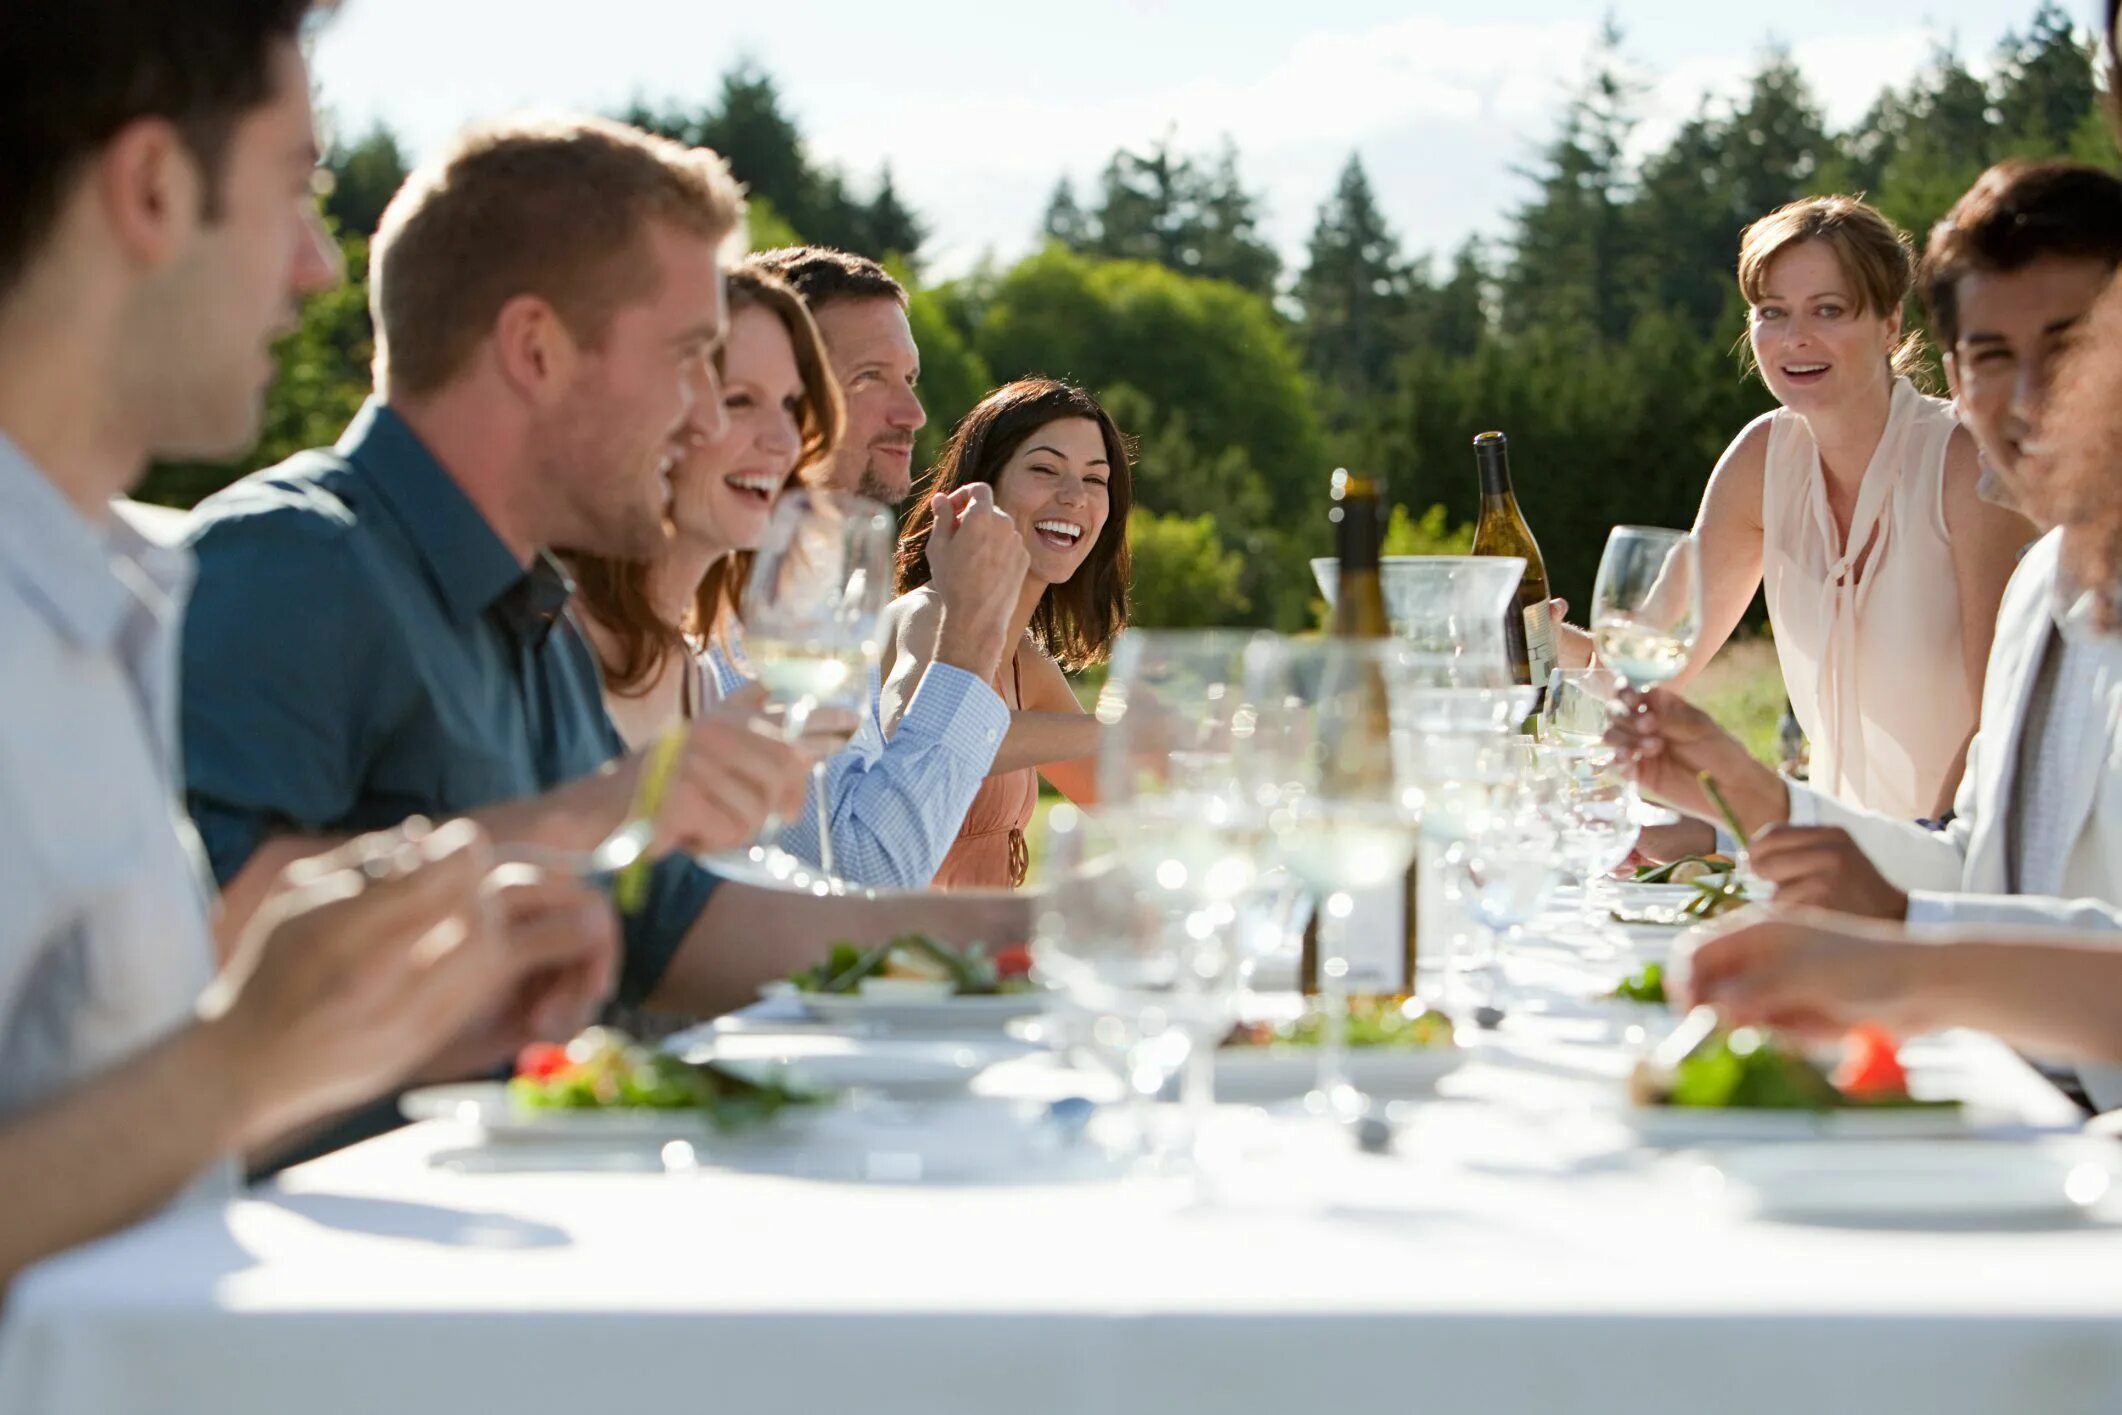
[1430,240,1490,359]
[1295,153,1411,401]
[862,165,926,266]
[1190,139,1282,295]
[321,125,408,238]
[695,60,812,231]
[1718,48,1834,220]
[1074,136,1280,294]
[1994,2,2099,151]
[1042,177,1092,248]
[1499,17,1644,343]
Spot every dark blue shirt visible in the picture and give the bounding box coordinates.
[181,399,716,1007]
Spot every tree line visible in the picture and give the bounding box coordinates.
[144,2,2109,630]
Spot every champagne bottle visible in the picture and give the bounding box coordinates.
[1471,432,1556,705]
[1300,469,1419,999]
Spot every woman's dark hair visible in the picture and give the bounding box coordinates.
[894,377,1133,670]
[569,264,844,696]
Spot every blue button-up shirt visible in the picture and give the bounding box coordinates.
[181,400,717,1005]
[0,435,230,1199]
[705,627,1007,889]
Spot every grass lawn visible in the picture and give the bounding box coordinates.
[1686,634,1788,769]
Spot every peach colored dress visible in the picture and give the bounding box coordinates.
[1760,377,1974,821]
[932,654,1036,890]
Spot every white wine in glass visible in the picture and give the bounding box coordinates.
[1590,526,1702,696]
[741,488,896,884]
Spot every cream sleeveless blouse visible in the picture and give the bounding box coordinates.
[1760,378,1974,821]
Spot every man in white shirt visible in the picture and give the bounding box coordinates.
[0,0,616,1288]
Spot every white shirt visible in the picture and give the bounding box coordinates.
[0,435,227,1196]
[702,627,1008,890]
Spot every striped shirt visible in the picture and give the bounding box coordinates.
[706,627,1007,889]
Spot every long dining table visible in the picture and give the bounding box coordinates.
[4,900,2119,1415]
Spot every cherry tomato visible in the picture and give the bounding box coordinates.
[515,1042,573,1081]
[1834,1024,1908,1098]
[991,944,1034,979]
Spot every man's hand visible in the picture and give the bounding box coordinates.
[925,483,1028,676]
[1605,686,1786,836]
[1746,824,1909,920]
[408,867,620,1084]
[1676,912,1938,1039]
[201,819,529,1148]
[593,687,813,855]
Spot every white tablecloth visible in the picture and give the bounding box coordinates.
[5,917,2119,1415]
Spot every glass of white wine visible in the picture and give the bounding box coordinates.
[1590,526,1702,703]
[1095,629,1269,907]
[1245,634,1422,1124]
[740,487,896,888]
[1542,665,1623,750]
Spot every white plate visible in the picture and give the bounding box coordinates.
[672,1033,1017,1099]
[795,990,1048,1032]
[1214,1046,1462,1104]
[1617,882,1713,907]
[1715,1139,2115,1223]
[399,1082,814,1144]
[1623,1101,1971,1147]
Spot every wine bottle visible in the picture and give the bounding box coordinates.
[1300,469,1419,999]
[1328,468,1390,640]
[1471,432,1556,705]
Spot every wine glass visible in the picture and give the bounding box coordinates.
[740,487,896,888]
[1444,779,1561,1011]
[1542,666,1623,750]
[1590,527,1702,703]
[1537,744,1641,937]
[1095,629,1269,907]
[1245,635,1422,1123]
[1030,805,1240,1175]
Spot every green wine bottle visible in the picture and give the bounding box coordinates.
[1471,432,1556,705]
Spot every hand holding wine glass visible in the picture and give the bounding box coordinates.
[1591,526,1702,699]
[740,487,896,885]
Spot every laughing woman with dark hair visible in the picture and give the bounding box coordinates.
[883,378,1134,888]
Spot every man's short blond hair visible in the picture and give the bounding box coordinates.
[370,112,745,397]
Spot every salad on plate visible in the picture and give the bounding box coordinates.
[787,933,1035,1000]
[509,1027,818,1131]
[1624,1024,1966,1143]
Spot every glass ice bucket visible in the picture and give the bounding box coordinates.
[1310,555,1534,730]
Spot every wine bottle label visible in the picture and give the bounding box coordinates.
[1524,600,1558,688]
[1337,881,1409,994]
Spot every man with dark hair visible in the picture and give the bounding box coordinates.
[0,1,618,1286]
[748,245,926,506]
[1921,159,2122,513]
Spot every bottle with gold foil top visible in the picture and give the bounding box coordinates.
[1471,432,1555,707]
[1301,468,1418,999]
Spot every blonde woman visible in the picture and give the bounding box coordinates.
[1656,197,2031,827]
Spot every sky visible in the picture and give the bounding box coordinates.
[310,0,2071,280]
